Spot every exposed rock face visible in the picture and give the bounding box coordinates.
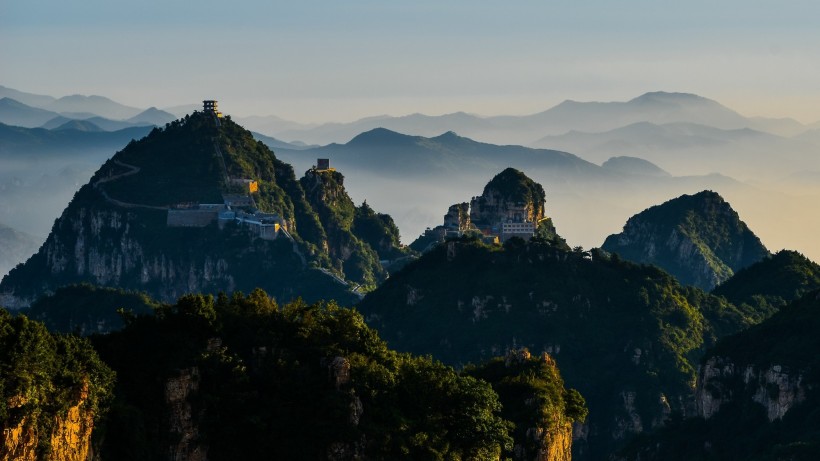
[532,423,572,461]
[696,356,807,422]
[1,412,37,461]
[1,384,95,461]
[165,367,207,461]
[497,351,577,461]
[602,190,769,290]
[443,203,471,232]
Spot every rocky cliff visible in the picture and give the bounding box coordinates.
[0,112,405,307]
[0,311,113,461]
[602,190,769,290]
[300,169,404,288]
[696,357,806,422]
[467,349,583,461]
[695,290,820,423]
[1,390,96,461]
[618,290,820,460]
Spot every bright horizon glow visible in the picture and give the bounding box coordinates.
[2,1,820,124]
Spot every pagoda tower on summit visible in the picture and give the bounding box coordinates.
[203,100,223,118]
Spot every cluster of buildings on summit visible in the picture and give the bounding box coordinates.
[166,100,286,240]
[425,195,541,246]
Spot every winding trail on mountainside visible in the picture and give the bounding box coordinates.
[93,160,169,210]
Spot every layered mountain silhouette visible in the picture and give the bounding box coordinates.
[601,156,670,177]
[602,191,769,290]
[41,94,143,120]
[261,92,812,146]
[274,128,603,179]
[0,122,152,156]
[0,97,62,128]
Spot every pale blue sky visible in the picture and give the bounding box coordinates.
[2,0,819,122]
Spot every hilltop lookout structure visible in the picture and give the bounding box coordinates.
[203,100,223,118]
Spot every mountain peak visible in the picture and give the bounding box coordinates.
[483,168,542,200]
[0,111,405,306]
[346,127,418,146]
[601,156,670,177]
[602,190,769,289]
[632,91,705,101]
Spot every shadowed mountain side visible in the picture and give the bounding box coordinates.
[357,238,755,459]
[619,290,820,460]
[711,250,820,321]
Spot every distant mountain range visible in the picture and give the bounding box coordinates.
[0,222,41,279]
[0,123,152,156]
[3,85,820,264]
[0,85,176,130]
[530,121,820,179]
[250,92,816,147]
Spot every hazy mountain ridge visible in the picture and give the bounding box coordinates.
[42,94,144,120]
[254,91,817,147]
[0,84,57,107]
[0,222,41,279]
[0,97,63,128]
[602,156,671,177]
[0,86,174,131]
[0,122,152,156]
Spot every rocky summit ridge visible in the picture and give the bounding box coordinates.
[602,190,769,290]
